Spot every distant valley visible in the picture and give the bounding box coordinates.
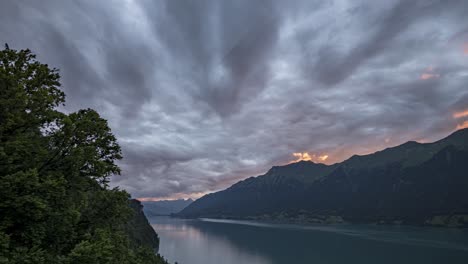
[177,129,468,227]
[143,199,193,216]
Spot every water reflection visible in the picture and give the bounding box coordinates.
[152,217,270,264]
[151,217,468,264]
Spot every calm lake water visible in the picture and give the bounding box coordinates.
[150,216,468,264]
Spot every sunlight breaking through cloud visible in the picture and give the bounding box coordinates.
[453,110,468,119]
[291,152,329,163]
[456,121,468,130]
[420,66,440,80]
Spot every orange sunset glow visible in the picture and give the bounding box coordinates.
[457,121,468,130]
[464,43,468,55]
[291,152,329,163]
[453,109,468,130]
[453,110,468,119]
[292,152,312,161]
[420,73,439,80]
[138,191,209,202]
[319,155,329,161]
[420,67,440,80]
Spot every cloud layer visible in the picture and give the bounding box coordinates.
[2,0,468,199]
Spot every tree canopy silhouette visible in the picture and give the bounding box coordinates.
[0,45,167,264]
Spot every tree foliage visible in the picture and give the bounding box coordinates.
[0,45,168,263]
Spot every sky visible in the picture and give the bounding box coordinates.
[1,0,468,200]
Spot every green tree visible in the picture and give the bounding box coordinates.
[0,45,168,263]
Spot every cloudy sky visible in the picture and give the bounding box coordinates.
[2,0,468,200]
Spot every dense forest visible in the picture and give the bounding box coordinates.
[0,45,168,263]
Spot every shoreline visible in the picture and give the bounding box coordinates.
[172,213,468,229]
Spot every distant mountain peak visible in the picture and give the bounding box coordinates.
[142,198,193,216]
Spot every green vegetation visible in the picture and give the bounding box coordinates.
[126,200,160,250]
[0,45,168,263]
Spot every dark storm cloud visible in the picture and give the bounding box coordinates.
[1,0,467,199]
[140,0,281,116]
[309,0,468,86]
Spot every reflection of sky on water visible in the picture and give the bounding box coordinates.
[153,218,271,264]
[199,218,468,252]
[151,217,468,264]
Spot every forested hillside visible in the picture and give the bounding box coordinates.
[0,45,168,263]
[179,129,468,227]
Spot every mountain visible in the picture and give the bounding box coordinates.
[126,199,160,250]
[142,199,193,216]
[178,128,468,227]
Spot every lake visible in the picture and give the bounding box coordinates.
[150,216,468,264]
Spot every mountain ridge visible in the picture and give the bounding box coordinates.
[142,198,193,216]
[177,128,468,227]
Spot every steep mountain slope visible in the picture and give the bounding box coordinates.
[142,199,193,216]
[126,199,160,250]
[178,161,337,217]
[178,129,468,227]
